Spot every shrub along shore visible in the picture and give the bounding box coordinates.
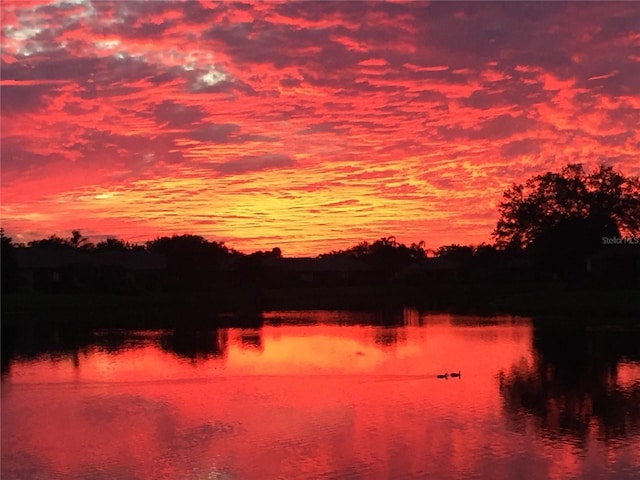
[3,163,638,329]
[2,283,639,330]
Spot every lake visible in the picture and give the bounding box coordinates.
[2,309,640,479]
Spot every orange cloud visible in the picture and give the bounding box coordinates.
[1,1,639,254]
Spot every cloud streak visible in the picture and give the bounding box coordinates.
[1,1,639,255]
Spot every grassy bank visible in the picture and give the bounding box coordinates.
[1,291,251,329]
[2,284,638,329]
[487,288,640,318]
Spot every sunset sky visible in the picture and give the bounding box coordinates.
[1,1,639,256]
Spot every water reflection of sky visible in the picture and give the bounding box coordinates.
[2,311,639,480]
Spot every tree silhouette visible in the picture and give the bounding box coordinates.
[435,244,475,261]
[95,237,132,251]
[493,164,640,278]
[500,322,640,443]
[28,234,71,249]
[69,230,94,250]
[146,234,233,291]
[1,229,18,292]
[324,236,427,281]
[494,164,640,249]
[27,230,95,250]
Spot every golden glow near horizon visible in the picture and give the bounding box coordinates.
[2,2,639,255]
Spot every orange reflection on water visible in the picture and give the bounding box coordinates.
[2,313,640,480]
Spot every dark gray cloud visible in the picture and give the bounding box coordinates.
[213,153,295,174]
[188,124,240,142]
[1,54,101,82]
[501,139,543,158]
[462,80,551,111]
[0,83,58,114]
[154,101,207,129]
[297,121,350,135]
[0,142,60,173]
[187,124,277,144]
[280,76,302,88]
[438,114,539,142]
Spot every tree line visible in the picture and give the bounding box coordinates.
[2,162,639,292]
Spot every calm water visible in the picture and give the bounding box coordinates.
[2,310,640,480]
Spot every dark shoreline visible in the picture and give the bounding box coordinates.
[3,286,639,377]
[2,285,639,330]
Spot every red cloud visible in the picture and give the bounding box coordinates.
[1,1,639,255]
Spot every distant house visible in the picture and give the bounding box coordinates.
[584,245,640,288]
[92,251,166,292]
[262,255,372,287]
[492,255,536,282]
[15,248,91,292]
[402,257,463,283]
[14,248,166,293]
